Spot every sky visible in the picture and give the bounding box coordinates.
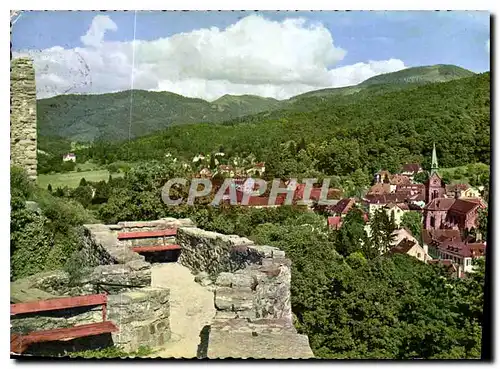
[11,11,491,100]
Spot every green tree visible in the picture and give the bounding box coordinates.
[400,211,423,240]
[413,171,429,184]
[477,208,488,241]
[333,208,369,257]
[370,209,396,254]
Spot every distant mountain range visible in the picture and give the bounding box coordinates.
[36,64,477,143]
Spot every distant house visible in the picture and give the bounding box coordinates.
[384,202,410,227]
[423,230,486,276]
[62,153,76,162]
[198,168,212,178]
[364,193,409,216]
[294,184,341,204]
[396,183,426,196]
[462,187,482,199]
[427,259,460,278]
[392,228,419,248]
[401,163,423,178]
[388,238,432,263]
[445,183,482,199]
[423,197,486,231]
[218,165,236,178]
[326,198,356,217]
[247,162,266,176]
[368,183,391,195]
[327,216,342,230]
[374,170,391,183]
[327,212,369,230]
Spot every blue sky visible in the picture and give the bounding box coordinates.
[12,11,491,72]
[11,11,490,100]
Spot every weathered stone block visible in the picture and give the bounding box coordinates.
[215,272,233,287]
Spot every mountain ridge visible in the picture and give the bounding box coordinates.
[36,64,477,143]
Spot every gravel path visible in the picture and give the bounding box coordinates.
[150,263,216,358]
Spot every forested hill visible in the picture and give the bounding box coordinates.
[358,64,475,86]
[37,91,281,142]
[83,72,490,176]
[37,64,475,143]
[279,64,475,103]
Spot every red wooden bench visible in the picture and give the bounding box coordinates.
[118,228,181,254]
[117,228,177,240]
[10,294,118,354]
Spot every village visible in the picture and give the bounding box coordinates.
[185,144,487,279]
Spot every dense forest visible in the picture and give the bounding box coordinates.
[74,71,490,179]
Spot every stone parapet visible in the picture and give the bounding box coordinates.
[177,226,312,358]
[107,287,170,351]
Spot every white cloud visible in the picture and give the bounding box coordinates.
[13,14,406,100]
[80,15,118,47]
[486,40,490,53]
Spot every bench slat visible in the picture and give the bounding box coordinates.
[11,294,107,316]
[131,244,182,253]
[11,321,119,354]
[117,228,177,239]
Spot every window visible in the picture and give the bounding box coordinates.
[417,252,421,259]
[430,217,435,228]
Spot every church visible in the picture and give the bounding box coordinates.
[423,144,486,231]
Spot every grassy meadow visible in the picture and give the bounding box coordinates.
[37,169,124,189]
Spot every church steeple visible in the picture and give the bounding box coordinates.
[431,143,438,176]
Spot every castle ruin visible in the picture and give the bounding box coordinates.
[11,58,37,179]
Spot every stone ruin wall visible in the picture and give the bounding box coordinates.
[11,217,314,358]
[176,227,314,359]
[11,58,37,179]
[10,218,194,353]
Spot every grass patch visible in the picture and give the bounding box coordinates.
[75,161,102,172]
[38,170,123,189]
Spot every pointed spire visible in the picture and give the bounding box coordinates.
[431,143,438,175]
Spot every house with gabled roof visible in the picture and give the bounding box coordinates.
[421,228,485,277]
[423,197,486,231]
[401,163,423,178]
[388,238,432,263]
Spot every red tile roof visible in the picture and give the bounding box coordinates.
[390,174,412,186]
[364,193,409,204]
[422,229,462,246]
[438,240,486,258]
[331,198,354,214]
[390,239,417,255]
[396,184,425,194]
[449,199,480,214]
[428,259,458,275]
[368,183,391,195]
[424,198,456,211]
[401,163,423,174]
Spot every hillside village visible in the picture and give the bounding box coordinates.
[184,143,488,279]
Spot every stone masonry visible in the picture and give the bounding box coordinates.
[177,227,314,359]
[10,218,195,354]
[10,218,313,358]
[11,58,37,179]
